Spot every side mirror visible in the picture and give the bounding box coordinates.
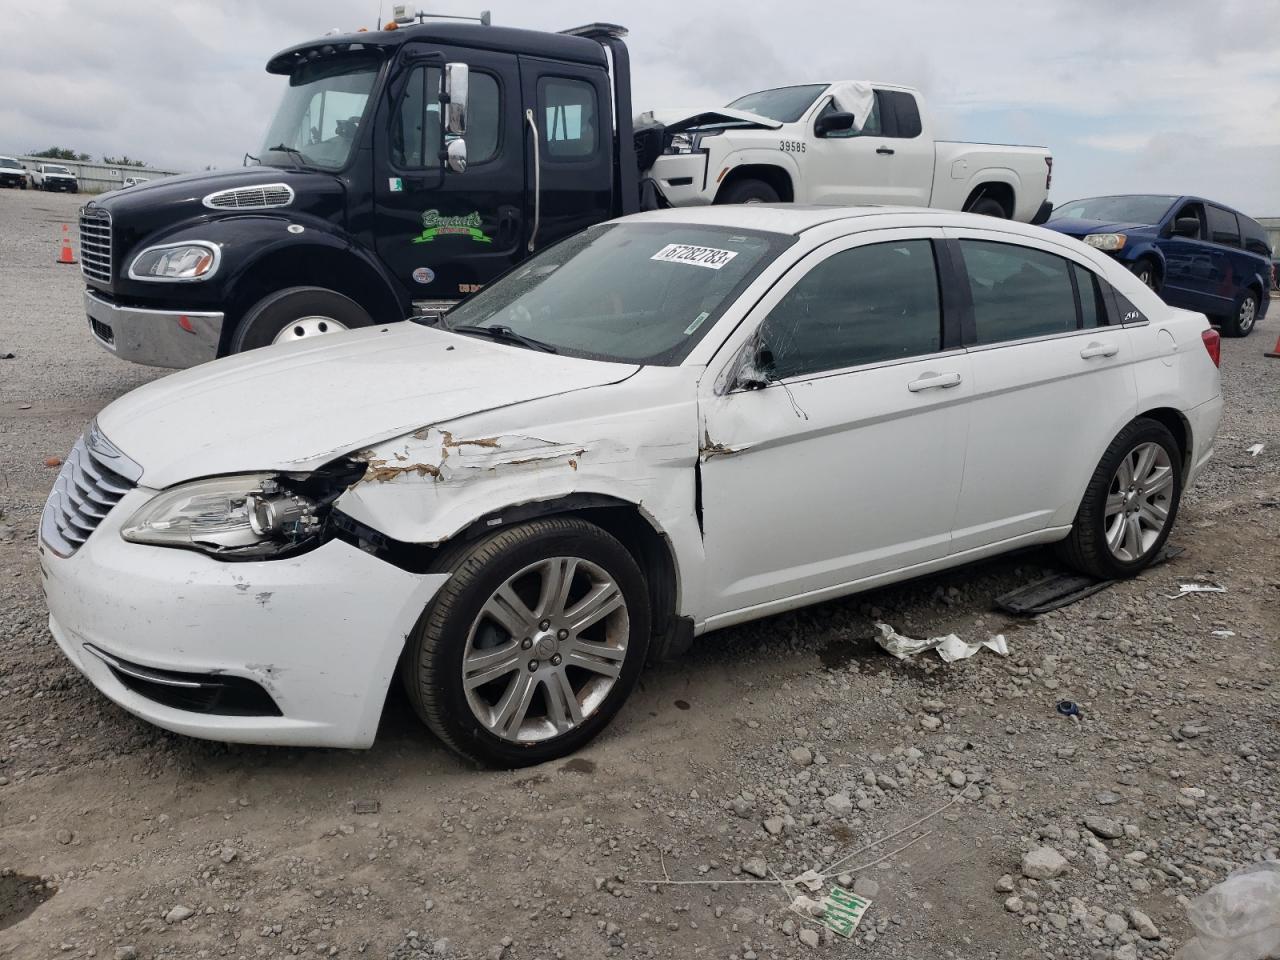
[1172,216,1200,238]
[815,111,856,137]
[442,62,469,136]
[445,138,468,174]
[733,341,776,391]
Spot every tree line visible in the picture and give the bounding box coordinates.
[27,147,148,167]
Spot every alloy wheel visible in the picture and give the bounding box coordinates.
[272,315,348,344]
[1104,442,1174,562]
[461,557,629,743]
[1238,295,1256,334]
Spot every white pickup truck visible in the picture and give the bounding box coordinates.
[639,81,1053,223]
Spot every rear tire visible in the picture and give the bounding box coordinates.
[229,286,373,354]
[1219,289,1258,338]
[401,518,651,768]
[717,178,780,205]
[1056,418,1182,580]
[966,197,1008,218]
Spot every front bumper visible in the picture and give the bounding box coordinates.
[40,487,448,748]
[0,173,25,187]
[44,179,78,191]
[85,289,224,368]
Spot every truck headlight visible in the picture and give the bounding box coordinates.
[128,241,221,282]
[1083,233,1127,252]
[121,461,363,559]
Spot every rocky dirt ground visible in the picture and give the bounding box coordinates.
[1,188,1277,960]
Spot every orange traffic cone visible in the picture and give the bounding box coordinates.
[1266,328,1280,359]
[56,224,77,265]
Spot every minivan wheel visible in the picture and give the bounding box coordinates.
[229,286,372,354]
[1133,258,1160,292]
[1056,418,1183,580]
[1220,290,1258,338]
[402,518,651,768]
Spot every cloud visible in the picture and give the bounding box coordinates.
[0,0,1276,212]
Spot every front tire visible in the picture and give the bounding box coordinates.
[717,178,780,205]
[402,518,651,768]
[1056,418,1182,580]
[228,286,372,354]
[1219,289,1258,338]
[1132,257,1160,292]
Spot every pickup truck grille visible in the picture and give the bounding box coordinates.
[78,207,112,284]
[41,426,140,558]
[203,183,294,210]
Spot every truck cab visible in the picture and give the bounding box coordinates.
[79,20,636,368]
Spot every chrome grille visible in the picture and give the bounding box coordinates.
[41,424,141,557]
[79,207,112,284]
[202,183,294,210]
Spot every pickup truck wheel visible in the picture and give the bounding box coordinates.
[1055,418,1182,581]
[966,197,1007,218]
[229,286,372,353]
[402,518,651,768]
[1219,289,1258,338]
[718,178,780,205]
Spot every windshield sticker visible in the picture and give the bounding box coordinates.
[651,243,738,270]
[684,311,710,335]
[412,266,435,285]
[412,209,492,244]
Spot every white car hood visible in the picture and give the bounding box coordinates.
[97,324,640,488]
[636,106,783,132]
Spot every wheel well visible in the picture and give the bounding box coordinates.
[1137,407,1190,475]
[1135,253,1163,281]
[715,165,794,203]
[964,182,1014,218]
[219,246,404,355]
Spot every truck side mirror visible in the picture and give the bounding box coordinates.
[445,138,468,174]
[1172,216,1200,239]
[442,62,469,136]
[815,111,856,137]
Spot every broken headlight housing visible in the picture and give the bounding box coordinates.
[120,461,364,559]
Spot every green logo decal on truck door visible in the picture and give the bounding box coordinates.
[412,209,492,244]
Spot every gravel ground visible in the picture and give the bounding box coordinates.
[1,187,1277,960]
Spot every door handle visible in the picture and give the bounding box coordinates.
[525,109,541,253]
[1079,342,1119,359]
[907,371,962,392]
[876,146,895,156]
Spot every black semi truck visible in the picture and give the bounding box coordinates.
[78,19,644,368]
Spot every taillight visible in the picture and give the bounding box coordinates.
[1201,328,1221,367]
[1045,156,1053,190]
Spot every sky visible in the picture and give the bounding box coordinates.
[1,0,1277,215]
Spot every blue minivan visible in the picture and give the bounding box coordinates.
[1047,195,1272,337]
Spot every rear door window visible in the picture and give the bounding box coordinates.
[1205,204,1241,247]
[879,90,922,138]
[539,77,598,159]
[759,239,942,379]
[959,240,1079,344]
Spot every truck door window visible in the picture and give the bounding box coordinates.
[814,97,881,138]
[1205,204,1241,247]
[538,78,598,159]
[392,67,500,168]
[760,240,942,379]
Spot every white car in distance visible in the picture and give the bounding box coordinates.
[40,206,1223,766]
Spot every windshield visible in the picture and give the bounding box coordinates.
[1050,195,1177,226]
[0,158,20,169]
[727,84,828,123]
[46,165,71,175]
[259,54,381,171]
[443,222,793,365]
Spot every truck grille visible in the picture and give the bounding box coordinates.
[41,425,141,557]
[78,207,112,284]
[202,183,294,210]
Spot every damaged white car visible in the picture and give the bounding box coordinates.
[40,206,1222,766]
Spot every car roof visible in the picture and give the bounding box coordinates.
[620,204,1057,239]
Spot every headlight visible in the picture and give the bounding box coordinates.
[121,462,362,559]
[1083,233,1127,252]
[128,241,220,282]
[668,133,694,154]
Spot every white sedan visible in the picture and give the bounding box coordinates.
[40,206,1223,766]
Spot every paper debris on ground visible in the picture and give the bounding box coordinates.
[788,885,871,939]
[1247,443,1264,457]
[791,868,824,893]
[875,622,1009,662]
[1167,583,1227,599]
[1211,629,1236,638]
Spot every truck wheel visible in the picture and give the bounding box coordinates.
[718,178,780,205]
[966,197,1007,218]
[401,518,651,768]
[229,286,373,354]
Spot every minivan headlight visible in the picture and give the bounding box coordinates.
[128,242,220,282]
[1083,233,1127,252]
[121,462,363,559]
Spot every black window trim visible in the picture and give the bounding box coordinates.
[387,60,505,173]
[945,235,1128,349]
[536,74,604,165]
